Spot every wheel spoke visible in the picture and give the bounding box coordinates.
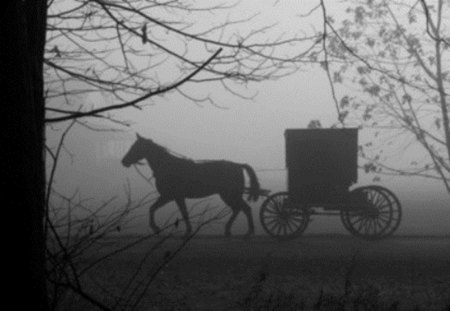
[269,223,283,236]
[268,206,278,214]
[260,192,308,239]
[289,216,304,225]
[281,223,288,236]
[287,217,303,230]
[375,218,386,232]
[369,219,376,235]
[376,215,389,226]
[341,186,402,239]
[265,217,281,227]
[285,220,295,233]
[350,215,365,226]
[374,192,385,207]
[376,214,390,223]
[263,211,281,217]
[271,201,282,213]
[376,204,390,212]
[356,217,367,233]
[275,223,283,235]
[378,211,392,215]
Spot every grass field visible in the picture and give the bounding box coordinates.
[59,235,450,310]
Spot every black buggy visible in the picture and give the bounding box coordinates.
[259,128,402,240]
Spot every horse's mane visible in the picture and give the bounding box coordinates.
[148,140,195,164]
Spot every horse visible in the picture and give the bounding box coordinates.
[121,134,261,237]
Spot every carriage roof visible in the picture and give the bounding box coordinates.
[285,128,358,187]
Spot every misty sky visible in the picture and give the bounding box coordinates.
[46,1,449,236]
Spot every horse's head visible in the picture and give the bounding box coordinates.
[121,133,151,167]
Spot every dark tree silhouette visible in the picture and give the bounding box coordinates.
[3,1,48,310]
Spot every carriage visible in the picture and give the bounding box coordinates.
[259,128,402,240]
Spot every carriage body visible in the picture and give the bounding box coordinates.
[259,128,402,240]
[285,128,357,206]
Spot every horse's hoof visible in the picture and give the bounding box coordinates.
[224,232,231,238]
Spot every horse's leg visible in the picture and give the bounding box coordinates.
[175,198,192,236]
[221,192,253,237]
[240,199,255,237]
[224,209,239,237]
[149,196,171,233]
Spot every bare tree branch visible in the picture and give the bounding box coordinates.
[45,48,222,122]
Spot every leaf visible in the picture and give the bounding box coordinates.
[357,66,370,74]
[141,24,148,44]
[319,61,328,70]
[51,45,61,57]
[354,6,366,25]
[309,51,318,62]
[402,93,412,104]
[363,162,377,173]
[408,12,417,24]
[359,77,368,87]
[338,111,348,123]
[340,95,350,108]
[435,118,441,129]
[352,31,363,40]
[366,38,375,48]
[363,108,372,121]
[366,85,380,96]
[333,71,343,83]
[307,120,322,129]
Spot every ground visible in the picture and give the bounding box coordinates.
[62,235,450,310]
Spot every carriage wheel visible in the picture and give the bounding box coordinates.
[371,186,402,237]
[340,186,398,239]
[260,192,309,240]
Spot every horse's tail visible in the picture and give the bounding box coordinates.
[241,164,260,202]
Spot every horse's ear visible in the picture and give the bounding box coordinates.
[136,133,142,140]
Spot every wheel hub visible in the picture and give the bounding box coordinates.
[364,205,379,218]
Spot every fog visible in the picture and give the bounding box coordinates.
[47,67,450,236]
[41,2,450,310]
[45,0,449,238]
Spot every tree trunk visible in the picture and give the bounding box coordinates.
[2,1,48,310]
